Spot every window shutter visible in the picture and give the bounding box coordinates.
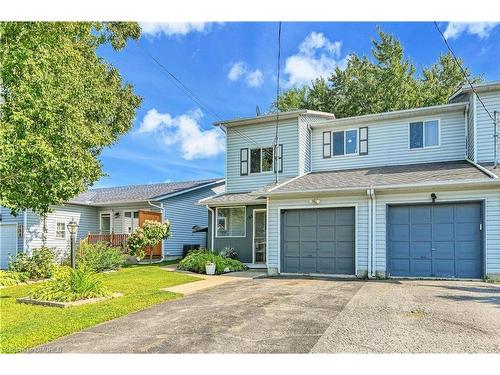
[240,148,248,175]
[277,144,283,173]
[322,131,331,158]
[359,127,368,155]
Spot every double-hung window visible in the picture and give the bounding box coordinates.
[56,222,66,239]
[409,120,439,149]
[216,207,246,237]
[124,211,139,234]
[250,147,274,174]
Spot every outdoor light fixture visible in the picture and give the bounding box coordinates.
[431,193,437,203]
[67,218,79,268]
[309,198,321,205]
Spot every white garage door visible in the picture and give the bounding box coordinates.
[0,224,18,269]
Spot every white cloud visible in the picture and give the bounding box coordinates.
[284,32,347,87]
[246,69,264,87]
[137,108,225,160]
[227,61,264,88]
[443,22,499,40]
[140,22,210,37]
[228,61,246,81]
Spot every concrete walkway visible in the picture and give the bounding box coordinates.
[161,266,266,295]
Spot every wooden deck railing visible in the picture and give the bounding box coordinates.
[82,232,130,250]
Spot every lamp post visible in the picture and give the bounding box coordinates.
[67,218,79,268]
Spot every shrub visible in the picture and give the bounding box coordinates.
[128,220,171,260]
[77,242,125,272]
[0,270,28,286]
[28,266,111,302]
[9,247,56,279]
[218,247,238,259]
[178,249,247,274]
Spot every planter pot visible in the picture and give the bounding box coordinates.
[205,263,216,275]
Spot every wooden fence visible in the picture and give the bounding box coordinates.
[81,232,130,251]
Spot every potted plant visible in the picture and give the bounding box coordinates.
[205,261,216,275]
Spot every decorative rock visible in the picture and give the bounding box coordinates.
[16,292,123,308]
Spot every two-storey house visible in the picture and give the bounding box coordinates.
[200,81,500,280]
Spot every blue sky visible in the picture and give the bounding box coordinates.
[95,22,500,188]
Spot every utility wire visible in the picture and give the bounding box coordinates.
[433,21,496,122]
[134,41,265,149]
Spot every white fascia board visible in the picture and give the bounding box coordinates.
[152,180,225,201]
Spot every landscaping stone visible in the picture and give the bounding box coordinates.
[16,292,123,308]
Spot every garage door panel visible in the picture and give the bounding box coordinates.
[0,225,18,269]
[388,203,482,279]
[282,208,355,275]
[336,225,354,241]
[300,211,317,225]
[284,211,300,226]
[432,241,454,258]
[390,224,409,241]
[456,204,481,223]
[317,227,334,242]
[336,257,354,274]
[317,242,334,257]
[433,260,455,277]
[456,223,480,241]
[410,259,432,277]
[336,241,355,257]
[390,259,410,276]
[391,242,409,258]
[410,206,431,223]
[456,259,482,278]
[411,224,431,241]
[432,205,454,223]
[432,224,454,241]
[410,242,431,259]
[390,207,409,224]
[317,258,335,274]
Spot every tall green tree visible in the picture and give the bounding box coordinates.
[275,29,480,117]
[0,22,142,215]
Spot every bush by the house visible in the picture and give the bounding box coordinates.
[178,249,247,275]
[0,270,28,286]
[28,265,111,302]
[77,242,125,272]
[218,246,238,259]
[127,220,171,260]
[9,247,57,279]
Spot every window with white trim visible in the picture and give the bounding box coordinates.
[409,120,439,149]
[216,207,246,237]
[332,129,358,156]
[56,222,66,239]
[124,211,139,234]
[250,147,274,174]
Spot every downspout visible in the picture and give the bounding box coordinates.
[371,189,377,278]
[367,188,376,279]
[366,189,372,279]
[206,206,215,252]
[23,210,28,251]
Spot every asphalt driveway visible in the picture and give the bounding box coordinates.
[32,277,500,353]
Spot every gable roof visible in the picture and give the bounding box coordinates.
[264,161,496,196]
[69,178,224,206]
[213,110,335,128]
[448,80,500,101]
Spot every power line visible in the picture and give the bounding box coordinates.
[133,41,265,149]
[433,21,496,122]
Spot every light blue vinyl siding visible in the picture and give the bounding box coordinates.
[225,120,300,193]
[475,90,500,163]
[311,109,467,171]
[160,182,224,257]
[467,94,475,161]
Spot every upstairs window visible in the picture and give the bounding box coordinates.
[56,222,66,239]
[410,120,439,149]
[250,147,274,174]
[332,129,358,156]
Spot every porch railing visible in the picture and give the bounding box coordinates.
[82,232,130,251]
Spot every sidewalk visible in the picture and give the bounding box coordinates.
[161,265,267,295]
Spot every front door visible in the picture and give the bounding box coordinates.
[138,210,163,258]
[253,210,266,264]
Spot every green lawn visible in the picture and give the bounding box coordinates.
[0,262,200,353]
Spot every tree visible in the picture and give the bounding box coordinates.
[0,22,142,215]
[274,29,480,117]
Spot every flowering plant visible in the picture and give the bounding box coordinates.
[127,220,171,260]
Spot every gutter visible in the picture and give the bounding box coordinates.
[466,158,499,179]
